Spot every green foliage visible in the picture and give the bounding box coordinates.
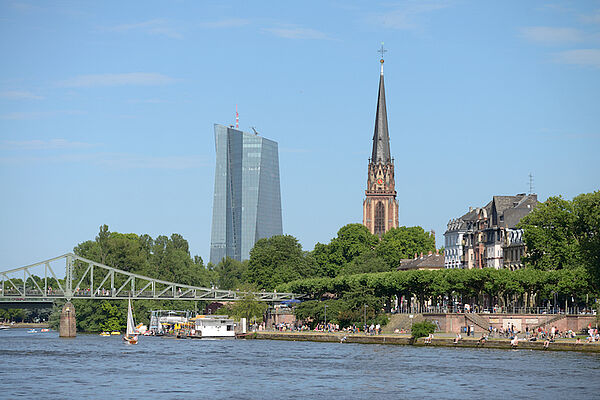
[0,308,27,322]
[573,191,600,286]
[377,226,436,267]
[310,224,436,277]
[518,196,580,270]
[99,301,124,332]
[411,321,436,339]
[221,292,268,325]
[213,258,248,290]
[312,224,379,277]
[338,251,390,275]
[0,307,50,323]
[246,235,315,290]
[519,191,600,288]
[293,287,387,329]
[48,300,65,330]
[282,267,597,309]
[64,225,215,331]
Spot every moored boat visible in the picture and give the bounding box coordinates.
[191,315,236,338]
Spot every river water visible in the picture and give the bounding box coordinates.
[1,329,599,399]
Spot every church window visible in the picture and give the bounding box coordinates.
[374,201,385,235]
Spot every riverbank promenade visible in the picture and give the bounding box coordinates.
[248,331,600,353]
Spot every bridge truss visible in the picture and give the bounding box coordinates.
[0,253,300,303]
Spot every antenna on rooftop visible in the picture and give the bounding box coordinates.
[235,105,239,129]
[528,173,534,195]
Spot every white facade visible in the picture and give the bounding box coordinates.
[444,219,465,268]
[485,243,503,269]
[193,316,235,338]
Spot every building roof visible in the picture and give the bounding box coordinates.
[398,253,444,270]
[371,61,391,164]
[503,194,538,228]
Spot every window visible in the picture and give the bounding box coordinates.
[374,201,385,235]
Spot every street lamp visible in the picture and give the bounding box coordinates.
[364,304,367,334]
[324,304,328,331]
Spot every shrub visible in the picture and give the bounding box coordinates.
[411,321,436,339]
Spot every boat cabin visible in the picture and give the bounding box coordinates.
[193,315,235,338]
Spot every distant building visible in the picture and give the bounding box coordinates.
[363,57,399,236]
[504,228,526,270]
[444,194,537,269]
[209,124,283,264]
[444,208,476,269]
[398,251,444,271]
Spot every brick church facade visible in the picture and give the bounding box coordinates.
[363,58,399,236]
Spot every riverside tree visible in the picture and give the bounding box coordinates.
[48,225,214,332]
[246,235,314,291]
[519,190,600,286]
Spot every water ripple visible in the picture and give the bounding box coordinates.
[0,329,599,399]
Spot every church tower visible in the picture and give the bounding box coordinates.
[363,50,399,236]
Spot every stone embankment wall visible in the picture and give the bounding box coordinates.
[248,332,600,353]
[424,313,596,334]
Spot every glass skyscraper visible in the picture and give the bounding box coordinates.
[209,124,283,264]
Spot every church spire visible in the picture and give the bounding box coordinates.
[363,44,399,236]
[372,52,391,164]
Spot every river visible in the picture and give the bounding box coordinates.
[1,329,599,399]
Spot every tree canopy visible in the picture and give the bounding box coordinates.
[246,235,315,290]
[519,191,600,285]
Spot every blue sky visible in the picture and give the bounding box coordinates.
[1,0,599,268]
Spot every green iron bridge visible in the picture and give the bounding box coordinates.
[0,253,301,305]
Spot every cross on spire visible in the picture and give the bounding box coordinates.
[378,43,387,60]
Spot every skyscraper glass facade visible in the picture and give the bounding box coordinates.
[209,124,283,264]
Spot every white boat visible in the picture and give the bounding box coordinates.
[122,299,138,345]
[192,315,235,338]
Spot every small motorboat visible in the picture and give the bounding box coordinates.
[40,328,50,333]
[100,332,111,337]
[27,329,38,334]
[111,331,120,335]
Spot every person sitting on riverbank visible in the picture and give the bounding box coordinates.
[544,339,550,349]
[454,333,462,344]
[511,336,519,348]
[424,333,434,344]
[478,334,487,345]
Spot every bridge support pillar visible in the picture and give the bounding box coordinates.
[59,302,76,338]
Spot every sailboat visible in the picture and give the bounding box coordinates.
[123,298,138,345]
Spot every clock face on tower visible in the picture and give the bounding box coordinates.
[376,178,384,185]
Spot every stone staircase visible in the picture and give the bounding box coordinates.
[530,314,566,331]
[382,313,424,333]
[465,313,490,330]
